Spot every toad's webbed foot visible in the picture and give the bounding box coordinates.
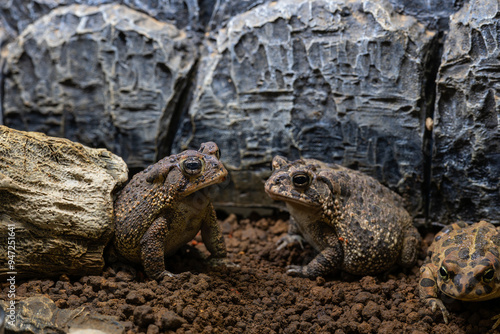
[207,257,239,269]
[155,270,178,280]
[277,234,305,251]
[286,265,308,277]
[427,297,450,324]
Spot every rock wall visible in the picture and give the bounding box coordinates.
[0,0,203,39]
[1,0,498,225]
[431,1,500,224]
[2,4,198,170]
[0,126,127,278]
[387,0,466,31]
[174,0,436,215]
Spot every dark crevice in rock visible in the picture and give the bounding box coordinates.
[198,0,217,31]
[422,32,445,227]
[157,58,199,160]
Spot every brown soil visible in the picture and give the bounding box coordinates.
[3,213,500,334]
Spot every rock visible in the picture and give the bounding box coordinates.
[133,305,154,328]
[146,324,160,334]
[125,291,146,305]
[0,1,56,48]
[174,0,436,215]
[156,310,187,330]
[206,0,272,32]
[0,295,125,334]
[0,0,203,39]
[430,0,500,224]
[2,4,197,171]
[181,305,198,323]
[0,125,127,278]
[387,0,466,30]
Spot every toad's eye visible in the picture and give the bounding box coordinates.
[215,148,221,160]
[439,266,449,281]
[182,158,203,176]
[483,268,495,283]
[292,173,310,188]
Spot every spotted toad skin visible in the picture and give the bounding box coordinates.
[419,221,500,328]
[264,156,420,278]
[114,142,228,279]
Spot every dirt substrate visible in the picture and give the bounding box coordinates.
[2,214,500,334]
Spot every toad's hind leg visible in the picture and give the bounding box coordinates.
[398,225,421,268]
[140,216,173,279]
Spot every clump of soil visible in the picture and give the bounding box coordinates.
[3,214,500,334]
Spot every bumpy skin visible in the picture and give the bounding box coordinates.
[419,221,500,328]
[265,156,420,278]
[114,142,228,279]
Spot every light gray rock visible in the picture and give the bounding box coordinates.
[0,0,202,37]
[174,0,437,215]
[0,295,124,334]
[0,125,128,278]
[206,0,272,32]
[2,4,197,170]
[430,0,500,224]
[0,1,57,49]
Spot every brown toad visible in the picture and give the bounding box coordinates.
[419,221,500,328]
[264,156,420,278]
[114,142,228,279]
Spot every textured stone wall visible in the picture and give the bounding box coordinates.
[387,0,466,30]
[174,0,436,215]
[431,1,500,224]
[0,0,203,37]
[2,0,499,225]
[2,4,197,170]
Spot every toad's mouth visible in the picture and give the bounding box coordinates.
[265,187,321,208]
[182,173,227,197]
[440,289,498,302]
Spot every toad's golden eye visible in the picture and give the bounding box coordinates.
[215,148,221,160]
[439,266,449,281]
[292,173,310,188]
[483,268,495,283]
[181,158,203,176]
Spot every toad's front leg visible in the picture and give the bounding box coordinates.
[140,216,173,279]
[200,204,227,259]
[277,216,305,250]
[287,245,343,278]
[201,204,235,268]
[492,314,500,330]
[287,231,343,278]
[419,263,450,324]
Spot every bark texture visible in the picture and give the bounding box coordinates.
[0,125,128,278]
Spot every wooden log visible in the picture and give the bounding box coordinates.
[0,125,128,279]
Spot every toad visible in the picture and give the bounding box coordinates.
[419,221,500,328]
[114,142,229,279]
[264,156,420,278]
